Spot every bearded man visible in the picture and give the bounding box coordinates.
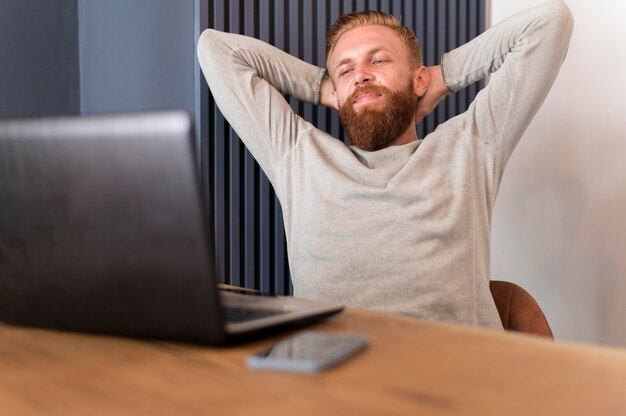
[197,0,573,330]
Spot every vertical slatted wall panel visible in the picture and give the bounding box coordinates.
[204,0,485,295]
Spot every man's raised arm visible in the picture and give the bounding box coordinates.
[430,0,573,158]
[197,30,327,183]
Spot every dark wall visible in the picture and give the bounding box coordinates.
[0,0,196,119]
[0,0,80,118]
[204,0,486,295]
[78,0,195,115]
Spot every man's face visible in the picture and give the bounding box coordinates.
[329,25,420,150]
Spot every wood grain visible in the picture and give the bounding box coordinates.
[1,308,625,415]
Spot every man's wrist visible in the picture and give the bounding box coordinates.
[429,65,451,99]
[319,73,337,110]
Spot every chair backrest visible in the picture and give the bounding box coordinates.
[489,280,554,339]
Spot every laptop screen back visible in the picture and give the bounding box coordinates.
[0,111,227,344]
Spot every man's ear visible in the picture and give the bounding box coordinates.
[412,66,430,98]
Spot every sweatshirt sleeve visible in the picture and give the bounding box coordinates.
[441,0,574,158]
[197,29,327,184]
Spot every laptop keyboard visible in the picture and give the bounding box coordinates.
[223,306,285,323]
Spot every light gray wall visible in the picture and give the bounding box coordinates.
[78,0,195,115]
[491,0,626,348]
[0,0,80,117]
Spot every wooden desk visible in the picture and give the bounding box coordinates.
[1,308,625,415]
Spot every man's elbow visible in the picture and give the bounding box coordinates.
[534,0,574,62]
[197,29,220,65]
[548,0,574,41]
[197,28,235,79]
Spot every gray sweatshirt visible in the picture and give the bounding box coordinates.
[197,0,573,329]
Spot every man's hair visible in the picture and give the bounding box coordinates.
[326,10,423,72]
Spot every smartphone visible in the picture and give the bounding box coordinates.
[247,331,369,373]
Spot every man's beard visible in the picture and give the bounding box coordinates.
[339,83,417,151]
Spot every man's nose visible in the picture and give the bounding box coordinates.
[352,67,373,86]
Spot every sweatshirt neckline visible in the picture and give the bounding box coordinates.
[349,139,421,169]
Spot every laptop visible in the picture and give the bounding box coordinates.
[0,111,343,345]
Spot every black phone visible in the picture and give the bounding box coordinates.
[247,331,369,373]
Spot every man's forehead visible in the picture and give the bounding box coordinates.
[331,25,406,65]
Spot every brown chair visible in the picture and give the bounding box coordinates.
[489,280,554,339]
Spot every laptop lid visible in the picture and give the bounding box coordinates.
[0,111,343,345]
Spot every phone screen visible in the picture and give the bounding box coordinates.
[247,331,369,372]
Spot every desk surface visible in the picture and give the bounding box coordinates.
[1,308,625,415]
